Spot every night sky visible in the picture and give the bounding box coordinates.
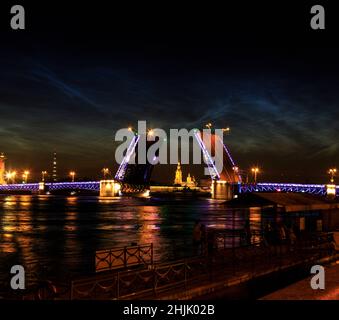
[0,3,338,183]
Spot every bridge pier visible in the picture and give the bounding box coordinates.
[211,180,236,200]
[99,180,121,197]
[38,182,47,195]
[326,184,336,199]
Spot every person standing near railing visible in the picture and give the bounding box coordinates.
[244,220,252,246]
[287,227,297,251]
[192,220,202,256]
[200,223,207,255]
[278,223,287,244]
[207,230,215,256]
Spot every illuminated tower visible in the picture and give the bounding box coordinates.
[52,152,57,182]
[0,153,5,185]
[174,162,183,185]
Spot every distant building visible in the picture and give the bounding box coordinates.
[173,162,197,188]
[52,152,57,182]
[228,192,339,232]
[185,173,197,188]
[0,153,5,185]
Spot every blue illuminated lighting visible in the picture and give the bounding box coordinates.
[216,135,242,182]
[193,131,220,180]
[0,181,100,192]
[0,181,337,196]
[115,135,140,181]
[238,183,330,195]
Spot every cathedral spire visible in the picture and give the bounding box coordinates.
[174,162,183,185]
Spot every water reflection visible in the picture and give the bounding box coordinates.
[0,195,259,288]
[137,206,162,252]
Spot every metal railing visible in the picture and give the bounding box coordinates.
[70,256,210,300]
[73,239,334,299]
[95,243,153,272]
[238,183,329,195]
[21,233,337,300]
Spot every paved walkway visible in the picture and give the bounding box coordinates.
[114,249,337,300]
[261,260,339,300]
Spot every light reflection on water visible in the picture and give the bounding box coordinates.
[0,195,258,287]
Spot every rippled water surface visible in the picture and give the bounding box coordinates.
[0,195,257,287]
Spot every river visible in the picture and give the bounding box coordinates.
[0,194,260,290]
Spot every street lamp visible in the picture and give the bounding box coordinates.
[69,171,76,182]
[102,168,110,179]
[205,122,212,129]
[41,171,47,182]
[251,167,260,184]
[222,127,230,133]
[22,170,30,184]
[5,171,16,184]
[328,168,337,183]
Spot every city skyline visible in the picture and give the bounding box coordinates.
[1,2,339,305]
[0,147,337,185]
[1,5,339,184]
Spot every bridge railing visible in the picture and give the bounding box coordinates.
[239,183,328,195]
[0,183,39,191]
[0,181,100,192]
[47,182,100,191]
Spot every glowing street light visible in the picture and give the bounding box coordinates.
[41,171,47,182]
[22,170,30,184]
[5,171,16,184]
[102,168,110,179]
[205,123,212,129]
[222,127,230,133]
[128,126,133,132]
[5,172,11,181]
[69,171,76,182]
[328,168,337,183]
[251,167,260,184]
[148,129,154,137]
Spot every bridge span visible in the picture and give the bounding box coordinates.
[0,181,100,193]
[239,183,337,196]
[0,181,337,197]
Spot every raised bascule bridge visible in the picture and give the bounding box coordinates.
[112,133,155,195]
[0,131,337,199]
